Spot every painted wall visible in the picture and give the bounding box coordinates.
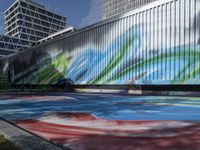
[1,0,200,85]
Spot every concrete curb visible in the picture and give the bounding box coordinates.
[0,119,66,150]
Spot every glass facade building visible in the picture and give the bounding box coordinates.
[1,0,200,85]
[4,0,66,44]
[103,0,157,19]
[0,0,66,58]
[0,35,29,58]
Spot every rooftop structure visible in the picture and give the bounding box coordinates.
[38,27,75,44]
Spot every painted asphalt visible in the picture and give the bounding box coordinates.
[0,93,200,149]
[0,119,64,150]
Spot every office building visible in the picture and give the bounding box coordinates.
[103,0,157,19]
[0,0,66,58]
[4,0,67,44]
[0,35,29,58]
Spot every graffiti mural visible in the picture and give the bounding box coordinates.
[0,0,200,85]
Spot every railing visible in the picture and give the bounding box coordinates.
[0,83,74,94]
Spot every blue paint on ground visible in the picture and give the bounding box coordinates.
[0,93,200,121]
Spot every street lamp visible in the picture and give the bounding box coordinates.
[19,52,24,91]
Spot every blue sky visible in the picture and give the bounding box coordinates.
[0,0,102,33]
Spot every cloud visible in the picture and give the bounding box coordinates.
[80,0,102,27]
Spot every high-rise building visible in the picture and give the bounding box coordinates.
[0,0,67,58]
[103,0,157,19]
[0,35,29,58]
[4,0,67,44]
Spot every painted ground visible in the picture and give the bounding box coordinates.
[0,93,200,150]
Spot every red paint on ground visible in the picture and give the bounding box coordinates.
[17,112,200,150]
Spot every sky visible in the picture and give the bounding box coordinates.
[0,0,102,33]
